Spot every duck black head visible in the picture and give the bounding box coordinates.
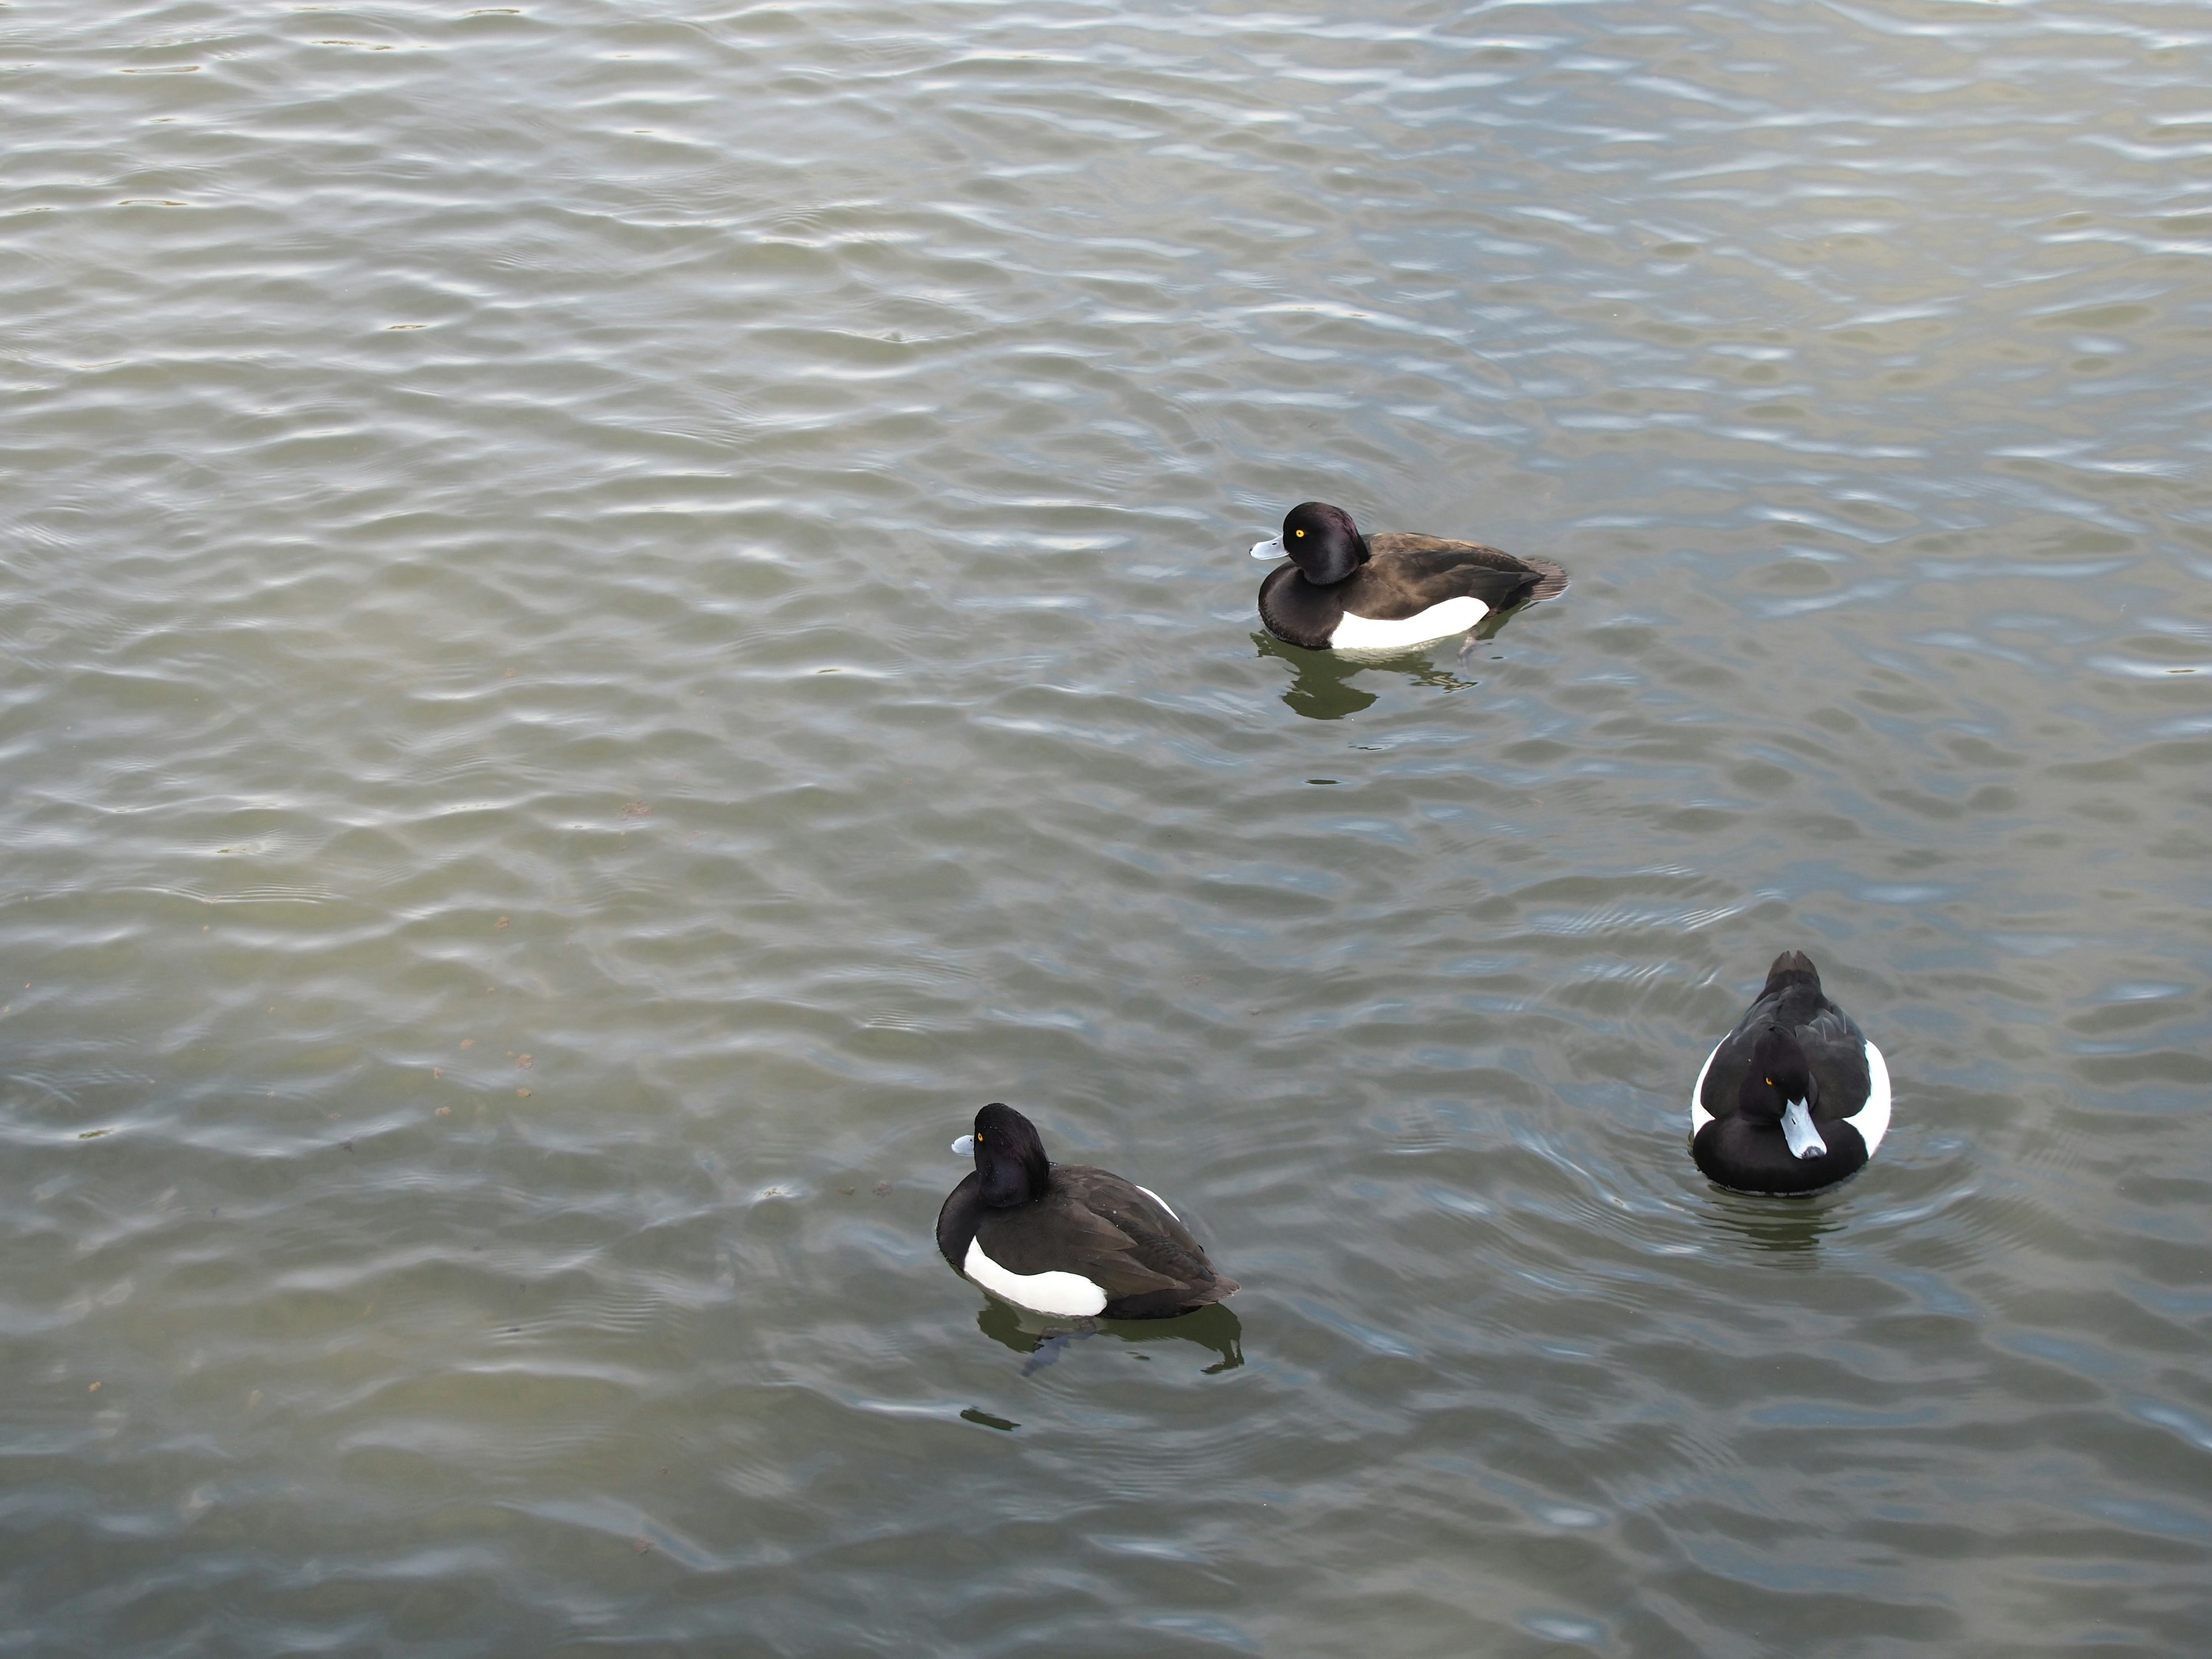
[1249,501,1369,586]
[956,1101,1052,1208]
[1740,1027,1826,1160]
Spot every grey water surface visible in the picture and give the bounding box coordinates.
[5,0,2211,1653]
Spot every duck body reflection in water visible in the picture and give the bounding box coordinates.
[1255,630,1503,719]
[974,1298,1245,1376]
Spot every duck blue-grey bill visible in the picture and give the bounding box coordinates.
[1249,536,1286,559]
[951,1134,975,1157]
[1781,1099,1827,1160]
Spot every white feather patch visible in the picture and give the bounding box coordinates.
[1843,1040,1891,1155]
[1689,1040,1721,1137]
[1135,1184,1179,1222]
[963,1236,1108,1317]
[1329,595,1489,650]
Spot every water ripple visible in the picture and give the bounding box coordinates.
[3,0,2211,1651]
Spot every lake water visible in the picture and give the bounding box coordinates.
[5,0,2211,1652]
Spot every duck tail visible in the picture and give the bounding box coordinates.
[1764,949,1821,992]
[1521,558,1569,602]
[1185,1274,1239,1310]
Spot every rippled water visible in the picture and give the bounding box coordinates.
[5,0,2211,1651]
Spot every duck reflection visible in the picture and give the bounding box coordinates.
[974,1296,1244,1374]
[1698,1187,1849,1260]
[1254,602,1529,722]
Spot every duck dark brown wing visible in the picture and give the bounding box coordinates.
[1353,535,1568,619]
[1037,1165,1237,1312]
[1798,1001,1872,1119]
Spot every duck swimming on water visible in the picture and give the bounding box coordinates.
[1690,950,1892,1196]
[1251,501,1568,652]
[937,1103,1237,1319]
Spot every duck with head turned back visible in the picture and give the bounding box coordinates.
[1251,501,1568,652]
[936,1103,1238,1319]
[1690,950,1892,1196]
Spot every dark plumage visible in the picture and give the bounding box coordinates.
[935,1103,1237,1320]
[1251,501,1567,651]
[1690,950,1892,1196]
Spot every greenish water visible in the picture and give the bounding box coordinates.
[3,1,2210,1653]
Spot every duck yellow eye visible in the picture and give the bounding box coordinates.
[1764,1077,1773,1086]
[1295,528,1305,537]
